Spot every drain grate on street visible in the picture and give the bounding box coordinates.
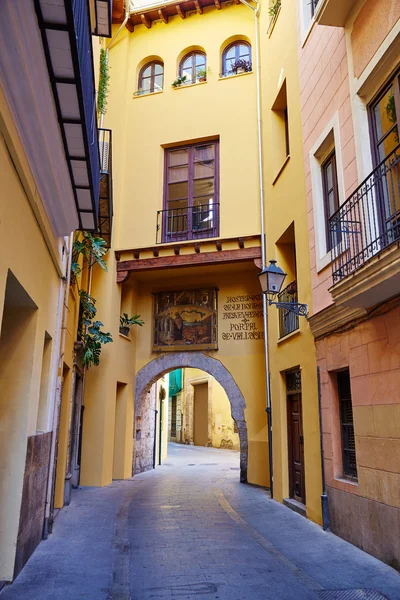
[319,590,389,600]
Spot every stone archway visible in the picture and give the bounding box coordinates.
[134,352,248,482]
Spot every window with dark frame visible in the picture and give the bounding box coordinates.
[284,107,290,158]
[369,70,400,166]
[171,395,177,438]
[162,141,219,243]
[310,0,320,17]
[322,150,340,251]
[138,61,164,94]
[179,51,206,84]
[222,41,252,76]
[337,369,357,480]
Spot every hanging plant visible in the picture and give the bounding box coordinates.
[97,48,110,117]
[268,0,281,18]
[71,231,113,369]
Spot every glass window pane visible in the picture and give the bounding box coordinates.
[154,74,163,91]
[194,161,214,179]
[195,53,206,67]
[194,145,214,162]
[193,178,215,197]
[141,77,151,92]
[374,85,397,142]
[154,63,163,75]
[142,65,152,78]
[168,166,188,183]
[182,68,193,83]
[168,182,188,201]
[238,44,250,59]
[182,56,193,71]
[326,162,333,190]
[225,47,235,60]
[169,149,188,167]
[327,191,336,217]
[377,127,399,162]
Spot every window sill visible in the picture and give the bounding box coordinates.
[277,328,301,345]
[301,18,317,48]
[218,71,253,81]
[334,476,358,487]
[119,333,131,342]
[272,155,290,186]
[133,90,163,99]
[172,80,207,90]
[267,6,281,37]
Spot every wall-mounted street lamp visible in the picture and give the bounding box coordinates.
[258,260,308,317]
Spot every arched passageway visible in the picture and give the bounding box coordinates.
[134,353,248,482]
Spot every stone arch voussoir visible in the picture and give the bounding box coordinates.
[135,352,248,482]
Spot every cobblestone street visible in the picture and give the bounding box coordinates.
[2,443,399,600]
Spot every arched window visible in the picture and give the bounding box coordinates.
[179,52,207,84]
[222,41,252,76]
[138,61,164,94]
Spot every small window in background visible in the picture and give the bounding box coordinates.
[337,369,357,480]
[222,41,252,76]
[179,52,207,84]
[322,150,340,251]
[271,80,290,178]
[370,70,400,165]
[138,61,164,94]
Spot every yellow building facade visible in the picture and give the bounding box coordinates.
[73,0,322,526]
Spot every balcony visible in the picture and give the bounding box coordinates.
[329,145,400,308]
[314,0,357,27]
[98,128,113,248]
[35,0,101,231]
[156,203,220,244]
[277,281,299,339]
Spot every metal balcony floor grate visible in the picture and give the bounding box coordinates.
[319,591,389,600]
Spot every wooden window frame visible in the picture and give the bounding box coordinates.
[222,41,252,76]
[163,140,220,243]
[179,51,206,84]
[321,149,340,251]
[368,68,400,168]
[138,61,164,94]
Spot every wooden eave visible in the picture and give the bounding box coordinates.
[112,0,239,30]
[116,236,261,283]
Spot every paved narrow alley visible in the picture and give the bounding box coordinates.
[2,444,399,600]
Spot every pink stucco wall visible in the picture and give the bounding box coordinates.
[351,0,400,79]
[297,18,357,315]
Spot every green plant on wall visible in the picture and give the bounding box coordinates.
[71,231,113,368]
[97,48,110,117]
[268,0,281,18]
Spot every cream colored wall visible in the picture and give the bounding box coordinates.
[183,368,240,450]
[261,2,321,523]
[105,5,260,251]
[0,104,63,578]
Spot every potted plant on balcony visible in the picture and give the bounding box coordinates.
[197,68,207,83]
[230,59,252,75]
[119,313,144,336]
[172,75,187,88]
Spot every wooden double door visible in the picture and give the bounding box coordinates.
[286,370,306,505]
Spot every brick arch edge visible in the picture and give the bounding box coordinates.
[135,352,248,482]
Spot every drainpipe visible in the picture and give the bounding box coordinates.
[99,0,131,128]
[43,232,74,537]
[317,367,330,530]
[239,0,273,497]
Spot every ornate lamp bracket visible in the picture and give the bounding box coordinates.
[268,300,308,318]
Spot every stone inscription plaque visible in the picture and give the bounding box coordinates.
[221,294,264,342]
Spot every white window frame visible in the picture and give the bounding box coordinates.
[309,113,346,272]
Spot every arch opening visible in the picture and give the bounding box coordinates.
[134,352,248,482]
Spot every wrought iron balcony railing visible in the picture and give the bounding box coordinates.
[156,203,220,244]
[329,145,400,284]
[98,128,113,248]
[277,281,299,339]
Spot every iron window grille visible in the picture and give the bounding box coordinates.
[337,370,357,480]
[277,281,299,339]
